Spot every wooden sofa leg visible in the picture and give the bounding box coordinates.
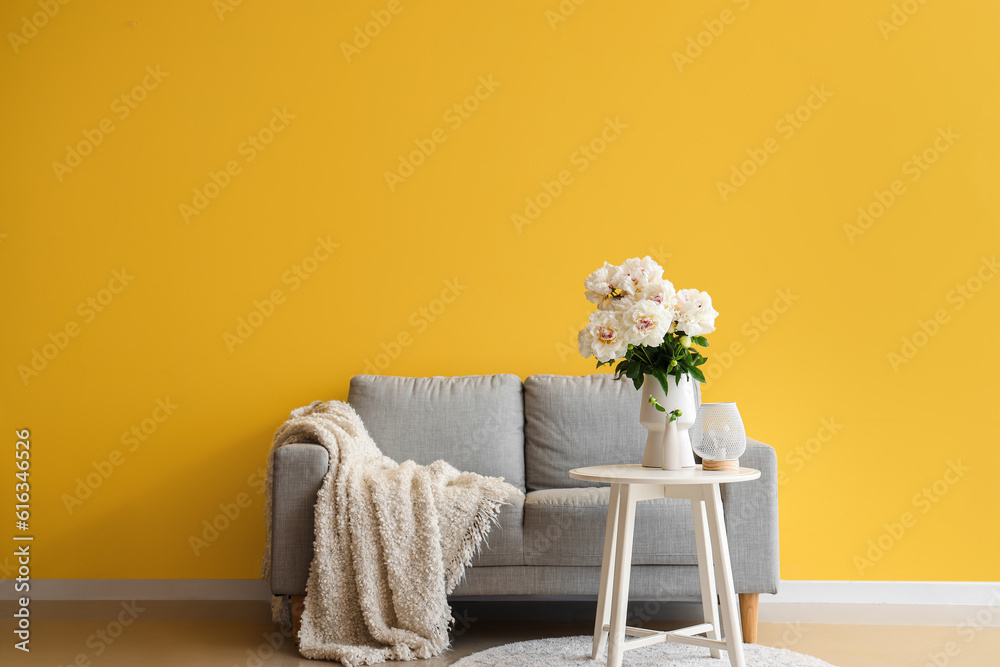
[291,595,305,646]
[739,593,759,643]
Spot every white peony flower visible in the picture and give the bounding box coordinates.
[623,300,671,348]
[584,310,629,362]
[609,268,636,299]
[609,291,636,312]
[675,289,719,336]
[644,278,677,308]
[584,262,626,310]
[620,256,664,298]
[580,258,719,360]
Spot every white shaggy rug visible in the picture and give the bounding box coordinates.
[452,635,837,666]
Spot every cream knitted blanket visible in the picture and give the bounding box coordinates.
[261,400,518,666]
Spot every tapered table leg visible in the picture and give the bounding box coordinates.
[607,484,636,667]
[593,484,621,659]
[692,494,722,659]
[706,483,745,667]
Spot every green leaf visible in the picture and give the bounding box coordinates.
[651,367,672,397]
[692,336,709,347]
[688,366,706,383]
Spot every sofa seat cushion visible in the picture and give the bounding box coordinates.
[349,374,526,491]
[522,487,698,567]
[451,564,704,599]
[471,491,524,567]
[523,374,701,491]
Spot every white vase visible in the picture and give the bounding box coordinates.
[639,373,697,470]
[661,419,683,471]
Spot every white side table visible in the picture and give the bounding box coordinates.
[568,464,761,667]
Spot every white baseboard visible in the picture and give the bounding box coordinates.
[759,580,1000,627]
[4,579,999,627]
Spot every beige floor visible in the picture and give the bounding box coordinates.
[3,602,999,666]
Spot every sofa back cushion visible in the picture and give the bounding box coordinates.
[524,374,701,491]
[348,374,526,491]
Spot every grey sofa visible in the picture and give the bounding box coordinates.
[269,374,779,639]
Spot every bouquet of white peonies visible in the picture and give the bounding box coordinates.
[577,256,718,401]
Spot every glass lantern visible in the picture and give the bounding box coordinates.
[690,402,746,471]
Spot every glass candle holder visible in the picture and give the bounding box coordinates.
[690,402,746,471]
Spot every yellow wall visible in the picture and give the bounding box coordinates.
[1,0,997,582]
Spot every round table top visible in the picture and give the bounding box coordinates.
[568,464,760,485]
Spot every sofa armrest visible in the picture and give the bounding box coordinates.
[720,437,780,595]
[270,443,328,596]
